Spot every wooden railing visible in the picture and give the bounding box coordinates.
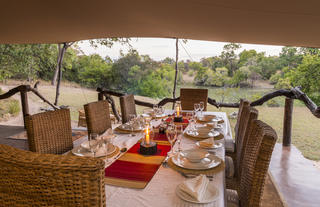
[1,85,319,146]
[0,84,58,128]
[97,86,320,146]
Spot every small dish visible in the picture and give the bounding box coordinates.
[197,115,216,122]
[181,149,209,163]
[196,142,223,149]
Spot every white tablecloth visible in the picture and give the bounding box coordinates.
[74,111,232,207]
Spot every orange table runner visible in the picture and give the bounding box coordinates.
[105,135,171,189]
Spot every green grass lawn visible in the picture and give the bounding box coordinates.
[29,85,320,160]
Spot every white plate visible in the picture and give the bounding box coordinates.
[196,142,223,149]
[118,124,144,132]
[176,183,219,204]
[197,115,216,122]
[212,117,223,122]
[171,153,221,170]
[185,127,220,139]
[72,144,116,157]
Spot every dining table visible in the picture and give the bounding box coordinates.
[72,110,233,207]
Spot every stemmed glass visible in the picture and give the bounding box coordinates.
[89,133,99,157]
[166,124,177,157]
[175,125,183,153]
[129,114,136,137]
[194,103,200,117]
[153,104,159,115]
[199,101,204,117]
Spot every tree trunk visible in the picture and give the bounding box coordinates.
[52,44,62,86]
[54,43,67,106]
[172,38,179,109]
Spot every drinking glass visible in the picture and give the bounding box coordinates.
[175,125,183,153]
[129,114,136,137]
[159,106,164,116]
[166,124,177,157]
[199,101,204,117]
[186,112,193,121]
[89,133,99,157]
[194,103,200,117]
[103,138,110,162]
[153,104,159,115]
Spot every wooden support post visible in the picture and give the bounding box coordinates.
[20,91,29,128]
[283,98,293,146]
[98,92,104,101]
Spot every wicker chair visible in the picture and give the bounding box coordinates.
[226,107,259,190]
[0,144,106,206]
[226,100,250,154]
[120,94,137,124]
[84,100,112,136]
[25,108,73,154]
[180,88,208,111]
[227,120,278,207]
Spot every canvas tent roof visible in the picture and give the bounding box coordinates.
[1,0,320,47]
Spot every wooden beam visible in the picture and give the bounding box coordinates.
[283,98,294,146]
[172,38,179,109]
[96,87,320,119]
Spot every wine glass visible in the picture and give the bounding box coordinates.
[159,106,164,116]
[194,103,200,117]
[186,112,193,121]
[153,104,159,115]
[175,125,183,153]
[199,101,204,117]
[166,124,177,157]
[89,133,99,157]
[129,114,136,137]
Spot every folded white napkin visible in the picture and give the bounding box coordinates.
[199,138,215,148]
[179,174,209,202]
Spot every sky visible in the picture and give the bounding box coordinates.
[78,38,284,61]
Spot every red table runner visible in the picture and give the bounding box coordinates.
[105,134,171,189]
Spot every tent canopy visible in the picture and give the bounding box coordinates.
[1,0,320,47]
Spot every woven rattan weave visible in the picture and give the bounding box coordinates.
[0,144,106,206]
[180,88,208,111]
[25,108,73,154]
[84,100,112,136]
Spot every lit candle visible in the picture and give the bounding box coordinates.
[145,125,150,145]
[176,105,180,117]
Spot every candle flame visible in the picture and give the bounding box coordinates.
[177,105,180,117]
[146,125,150,145]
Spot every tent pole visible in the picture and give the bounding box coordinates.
[172,38,179,109]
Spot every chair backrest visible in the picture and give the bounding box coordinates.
[0,144,106,206]
[180,88,208,111]
[120,94,137,124]
[236,107,258,177]
[234,99,250,143]
[239,120,277,207]
[84,100,112,136]
[25,108,73,154]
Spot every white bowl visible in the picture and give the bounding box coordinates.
[181,149,209,163]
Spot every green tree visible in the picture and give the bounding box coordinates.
[220,43,241,76]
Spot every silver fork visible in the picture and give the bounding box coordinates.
[180,172,214,181]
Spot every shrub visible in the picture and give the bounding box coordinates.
[188,70,194,77]
[308,93,320,106]
[250,93,262,102]
[8,100,20,115]
[267,99,280,107]
[269,73,281,85]
[275,77,291,89]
